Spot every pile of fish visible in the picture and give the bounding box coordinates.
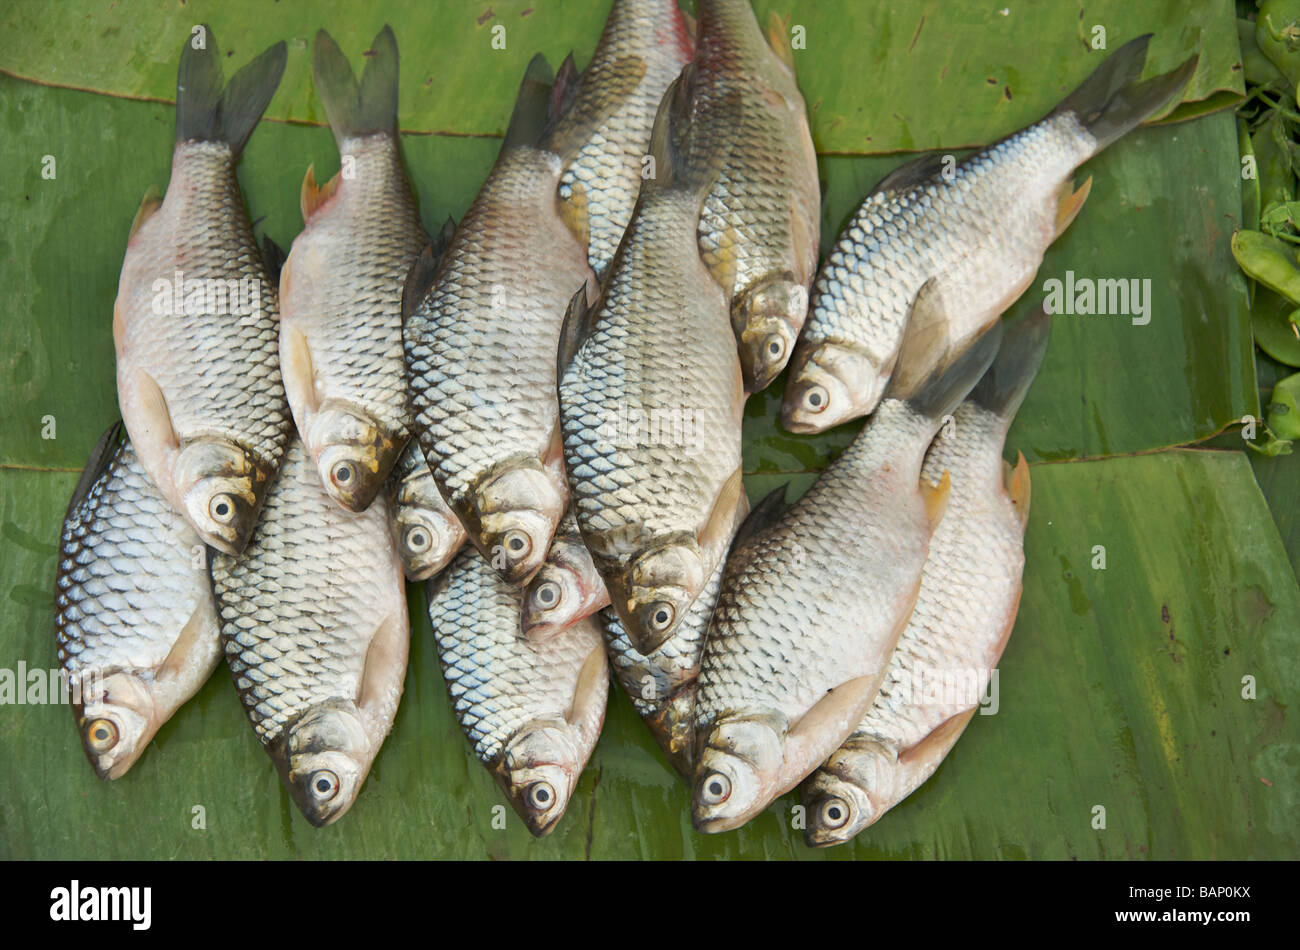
[53,0,1196,845]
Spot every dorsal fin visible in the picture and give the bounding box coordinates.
[542,54,647,161]
[872,152,948,199]
[260,235,286,284]
[501,54,556,154]
[557,285,598,379]
[65,421,125,521]
[731,483,787,553]
[402,241,443,325]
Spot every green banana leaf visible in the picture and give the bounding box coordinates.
[0,2,1295,860]
[0,1,1243,154]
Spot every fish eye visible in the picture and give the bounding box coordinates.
[527,781,556,810]
[819,797,850,829]
[309,770,339,802]
[764,335,785,359]
[532,580,561,609]
[503,530,531,558]
[647,602,675,633]
[331,461,356,487]
[86,718,119,753]
[404,524,432,554]
[802,385,829,413]
[699,772,731,805]
[209,493,236,524]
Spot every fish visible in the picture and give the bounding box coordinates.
[520,508,611,642]
[279,26,429,513]
[691,321,1004,833]
[599,489,749,775]
[210,438,409,827]
[782,33,1197,433]
[54,422,222,780]
[403,54,613,584]
[113,26,292,555]
[801,309,1049,847]
[558,68,746,656]
[427,548,607,837]
[557,0,694,279]
[384,439,467,581]
[686,0,821,393]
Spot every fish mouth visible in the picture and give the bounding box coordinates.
[73,670,156,780]
[780,341,880,435]
[801,776,875,848]
[691,717,784,833]
[176,438,273,555]
[278,700,369,827]
[500,725,580,837]
[734,274,807,393]
[309,404,408,513]
[469,464,566,584]
[391,510,463,582]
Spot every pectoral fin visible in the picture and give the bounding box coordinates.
[133,369,180,454]
[1004,452,1031,527]
[698,466,745,558]
[922,470,951,529]
[157,595,219,684]
[357,610,410,717]
[281,325,320,418]
[565,643,609,750]
[778,672,888,793]
[1053,176,1092,240]
[766,11,796,74]
[129,187,162,240]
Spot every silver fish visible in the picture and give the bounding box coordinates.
[280,27,428,512]
[427,548,607,837]
[688,0,821,392]
[691,324,1003,833]
[403,56,603,584]
[558,70,745,656]
[384,440,467,581]
[783,34,1195,432]
[802,310,1048,847]
[55,423,221,780]
[558,0,694,279]
[113,28,291,554]
[211,439,409,827]
[600,489,749,775]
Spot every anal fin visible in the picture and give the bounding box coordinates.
[1054,176,1092,240]
[129,187,162,240]
[922,469,951,528]
[300,163,341,223]
[1004,452,1031,527]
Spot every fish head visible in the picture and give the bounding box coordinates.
[74,670,157,780]
[800,750,882,847]
[520,534,605,641]
[307,401,405,513]
[612,542,704,654]
[474,465,565,584]
[499,723,581,837]
[691,714,786,833]
[781,340,882,434]
[734,274,808,393]
[175,438,268,555]
[389,493,464,582]
[281,700,370,827]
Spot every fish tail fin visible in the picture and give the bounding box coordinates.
[647,62,729,200]
[176,25,287,156]
[501,54,556,153]
[969,307,1053,422]
[902,323,1005,422]
[1053,34,1197,152]
[311,25,399,143]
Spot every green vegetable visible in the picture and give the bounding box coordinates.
[1267,371,1300,438]
[1240,118,1262,235]
[1250,113,1295,218]
[1251,288,1300,365]
[1240,17,1287,85]
[1258,0,1300,100]
[1231,228,1300,301]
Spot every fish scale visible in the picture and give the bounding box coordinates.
[558,0,693,278]
[211,438,408,826]
[118,141,292,470]
[285,139,423,439]
[427,548,606,836]
[686,0,820,392]
[56,426,221,779]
